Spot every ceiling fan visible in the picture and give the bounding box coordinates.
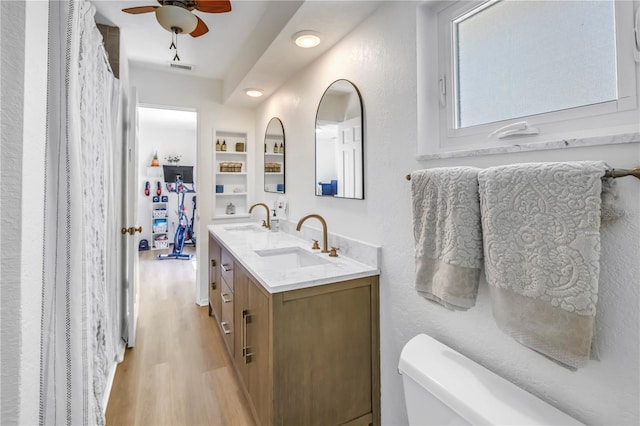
[123,0,231,60]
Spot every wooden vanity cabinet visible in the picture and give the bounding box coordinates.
[208,237,221,320]
[231,256,380,426]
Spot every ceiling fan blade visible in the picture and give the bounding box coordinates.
[122,5,158,14]
[194,0,231,13]
[190,16,209,37]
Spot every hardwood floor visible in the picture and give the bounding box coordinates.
[106,247,255,426]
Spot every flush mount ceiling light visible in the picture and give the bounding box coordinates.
[245,88,264,98]
[293,30,321,48]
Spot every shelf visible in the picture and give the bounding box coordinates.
[265,152,284,156]
[265,172,284,175]
[216,192,248,196]
[216,172,247,176]
[152,231,168,236]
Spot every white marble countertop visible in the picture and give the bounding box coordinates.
[208,222,379,293]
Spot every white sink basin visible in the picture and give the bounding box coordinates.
[254,247,330,269]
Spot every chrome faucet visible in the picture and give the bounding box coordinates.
[249,203,270,229]
[296,214,329,253]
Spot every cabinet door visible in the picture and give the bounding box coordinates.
[246,276,270,426]
[234,264,271,425]
[209,236,222,320]
[274,279,376,425]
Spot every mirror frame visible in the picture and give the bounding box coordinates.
[264,117,285,194]
[314,79,364,199]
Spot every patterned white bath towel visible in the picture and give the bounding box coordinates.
[411,167,483,310]
[478,161,608,369]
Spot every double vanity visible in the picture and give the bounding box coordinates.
[208,220,380,426]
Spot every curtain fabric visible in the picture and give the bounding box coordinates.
[40,1,119,424]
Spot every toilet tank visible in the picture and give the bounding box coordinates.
[398,334,583,425]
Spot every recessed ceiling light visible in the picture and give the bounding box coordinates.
[245,88,263,98]
[293,30,321,48]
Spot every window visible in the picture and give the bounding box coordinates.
[418,0,639,155]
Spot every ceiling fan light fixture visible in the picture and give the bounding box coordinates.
[155,5,198,34]
[244,88,264,98]
[293,30,321,48]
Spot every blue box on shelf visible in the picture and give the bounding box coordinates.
[277,183,284,192]
[216,184,224,193]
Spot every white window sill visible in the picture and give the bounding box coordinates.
[416,132,640,161]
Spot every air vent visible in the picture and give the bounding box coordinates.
[168,62,194,71]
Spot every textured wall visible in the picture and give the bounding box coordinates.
[254,2,640,424]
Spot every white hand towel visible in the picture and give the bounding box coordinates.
[411,167,483,310]
[478,161,608,369]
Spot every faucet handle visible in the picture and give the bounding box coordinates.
[329,246,340,257]
[261,220,267,228]
[311,239,320,250]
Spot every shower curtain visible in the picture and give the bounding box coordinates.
[40,1,120,424]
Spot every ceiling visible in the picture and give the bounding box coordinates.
[92,0,382,107]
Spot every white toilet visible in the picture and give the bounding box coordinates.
[398,334,584,425]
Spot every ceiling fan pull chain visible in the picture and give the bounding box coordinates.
[170,31,176,51]
[173,30,180,61]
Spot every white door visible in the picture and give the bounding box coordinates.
[124,87,141,347]
[337,117,363,198]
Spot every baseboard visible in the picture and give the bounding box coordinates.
[197,297,208,307]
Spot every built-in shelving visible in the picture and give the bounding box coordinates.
[213,130,250,220]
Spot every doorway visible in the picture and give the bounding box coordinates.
[135,105,198,268]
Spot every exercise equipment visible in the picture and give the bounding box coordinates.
[158,165,195,261]
[144,181,150,196]
[156,181,162,196]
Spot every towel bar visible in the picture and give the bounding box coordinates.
[406,167,640,181]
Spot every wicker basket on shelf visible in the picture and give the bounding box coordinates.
[220,162,243,172]
[265,162,281,173]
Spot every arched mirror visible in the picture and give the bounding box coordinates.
[264,117,285,193]
[315,79,364,199]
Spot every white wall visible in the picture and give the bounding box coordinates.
[130,65,255,305]
[255,2,640,425]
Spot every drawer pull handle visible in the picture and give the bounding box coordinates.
[220,321,231,335]
[211,282,216,290]
[211,259,217,267]
[222,264,232,272]
[221,293,232,304]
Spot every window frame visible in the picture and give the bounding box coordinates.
[418,0,639,155]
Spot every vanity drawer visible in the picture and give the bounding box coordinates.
[220,279,234,356]
[221,248,234,290]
